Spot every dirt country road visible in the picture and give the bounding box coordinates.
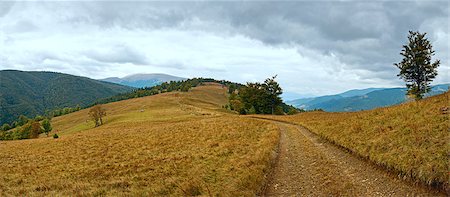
[260,120,444,196]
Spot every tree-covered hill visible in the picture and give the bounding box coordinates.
[0,70,133,125]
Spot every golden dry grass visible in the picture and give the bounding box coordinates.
[0,84,279,196]
[50,84,230,136]
[257,91,449,189]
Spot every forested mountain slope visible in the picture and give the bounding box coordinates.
[0,70,133,125]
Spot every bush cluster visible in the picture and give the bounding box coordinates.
[227,76,298,115]
[1,116,53,141]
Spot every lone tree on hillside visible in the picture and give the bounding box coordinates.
[89,104,106,127]
[394,31,440,100]
[263,75,283,114]
[42,118,52,137]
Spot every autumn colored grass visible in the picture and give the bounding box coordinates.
[0,84,279,196]
[257,91,449,190]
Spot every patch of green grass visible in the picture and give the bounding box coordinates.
[61,122,94,136]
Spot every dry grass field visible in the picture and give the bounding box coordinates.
[50,84,231,136]
[258,91,449,189]
[1,82,447,195]
[0,84,279,196]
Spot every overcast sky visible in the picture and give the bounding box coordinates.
[0,1,448,98]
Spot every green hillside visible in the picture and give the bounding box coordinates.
[0,70,133,125]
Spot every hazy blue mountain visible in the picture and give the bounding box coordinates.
[287,95,344,109]
[281,92,315,102]
[310,88,407,112]
[287,87,384,108]
[338,88,385,97]
[287,84,449,112]
[0,70,133,125]
[430,84,450,94]
[101,73,186,88]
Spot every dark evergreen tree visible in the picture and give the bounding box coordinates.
[263,75,283,114]
[394,31,440,100]
[230,76,284,115]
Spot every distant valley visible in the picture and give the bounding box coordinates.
[100,73,186,88]
[287,84,449,112]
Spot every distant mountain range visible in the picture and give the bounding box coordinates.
[281,92,315,101]
[287,84,449,112]
[0,70,133,125]
[100,73,186,88]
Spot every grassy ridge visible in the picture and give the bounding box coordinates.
[51,84,230,136]
[0,84,279,196]
[262,91,449,189]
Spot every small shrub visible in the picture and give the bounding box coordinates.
[287,108,299,115]
[53,134,59,139]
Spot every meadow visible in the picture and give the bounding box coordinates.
[1,83,447,195]
[259,91,449,190]
[0,85,279,196]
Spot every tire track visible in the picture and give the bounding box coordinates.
[262,120,443,196]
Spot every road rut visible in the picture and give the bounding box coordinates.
[263,121,444,196]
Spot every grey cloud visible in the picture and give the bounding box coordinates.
[199,66,226,73]
[36,53,122,77]
[0,1,448,95]
[85,44,148,65]
[154,61,187,70]
[4,20,38,34]
[0,2,15,18]
[59,2,194,30]
[222,2,446,69]
[18,2,447,47]
[56,1,446,78]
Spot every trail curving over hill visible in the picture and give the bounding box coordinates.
[259,119,444,196]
